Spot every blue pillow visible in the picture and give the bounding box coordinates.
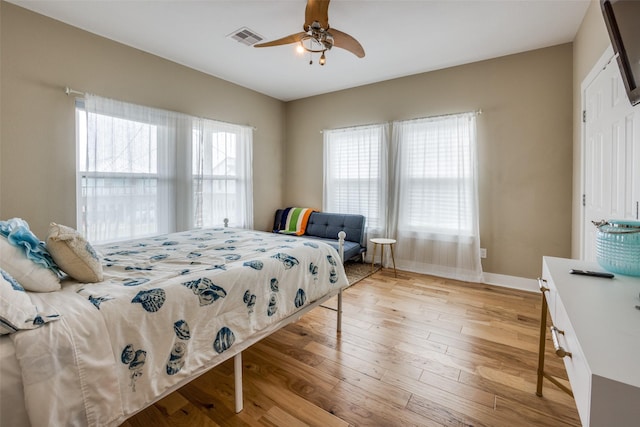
[0,218,62,277]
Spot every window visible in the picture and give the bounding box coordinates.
[391,113,481,281]
[77,95,252,243]
[394,115,475,236]
[323,124,388,232]
[192,121,253,230]
[323,113,481,282]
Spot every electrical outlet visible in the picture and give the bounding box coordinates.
[480,248,487,258]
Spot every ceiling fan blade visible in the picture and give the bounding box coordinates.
[330,28,365,58]
[254,32,306,48]
[304,0,330,30]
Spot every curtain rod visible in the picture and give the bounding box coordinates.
[396,109,482,125]
[65,86,85,96]
[320,121,388,133]
[320,109,482,133]
[63,86,257,131]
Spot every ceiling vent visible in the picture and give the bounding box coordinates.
[228,27,263,46]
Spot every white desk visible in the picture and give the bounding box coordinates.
[537,256,640,426]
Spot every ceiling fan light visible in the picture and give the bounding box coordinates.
[319,52,326,66]
[296,43,305,54]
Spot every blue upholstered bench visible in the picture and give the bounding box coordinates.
[272,210,366,262]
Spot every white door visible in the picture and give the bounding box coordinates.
[583,57,640,261]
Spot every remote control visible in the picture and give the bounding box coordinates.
[569,269,614,278]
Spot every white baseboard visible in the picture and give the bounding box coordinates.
[482,272,538,293]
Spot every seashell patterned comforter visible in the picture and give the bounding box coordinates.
[10,227,348,426]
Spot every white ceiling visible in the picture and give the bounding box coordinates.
[9,0,591,101]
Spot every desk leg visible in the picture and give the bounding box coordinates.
[535,283,573,398]
[536,292,548,397]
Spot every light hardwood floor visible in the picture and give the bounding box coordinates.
[121,269,580,427]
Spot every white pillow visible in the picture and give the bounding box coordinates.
[0,236,61,292]
[0,269,60,335]
[46,223,103,283]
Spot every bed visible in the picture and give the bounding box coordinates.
[0,226,349,427]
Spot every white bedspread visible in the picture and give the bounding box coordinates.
[10,228,348,426]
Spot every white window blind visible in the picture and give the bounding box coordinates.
[396,116,474,235]
[77,95,252,244]
[323,124,388,234]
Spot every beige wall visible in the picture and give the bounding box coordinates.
[571,0,611,258]
[1,1,584,280]
[284,45,574,279]
[0,2,285,237]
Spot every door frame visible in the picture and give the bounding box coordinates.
[579,46,614,260]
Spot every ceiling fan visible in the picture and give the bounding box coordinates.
[254,0,365,65]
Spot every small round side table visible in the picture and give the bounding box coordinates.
[370,238,397,277]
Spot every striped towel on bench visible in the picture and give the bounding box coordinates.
[277,207,315,236]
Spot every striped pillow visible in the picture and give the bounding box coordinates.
[277,208,315,236]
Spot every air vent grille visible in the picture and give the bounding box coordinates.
[228,27,263,46]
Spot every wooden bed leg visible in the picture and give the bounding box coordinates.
[234,352,243,413]
[337,290,343,333]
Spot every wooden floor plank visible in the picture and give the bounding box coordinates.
[304,340,388,380]
[380,367,495,410]
[315,357,412,409]
[122,268,580,426]
[259,406,310,427]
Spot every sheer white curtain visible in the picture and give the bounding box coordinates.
[192,120,253,230]
[79,94,252,243]
[323,124,388,258]
[80,95,184,242]
[389,113,482,282]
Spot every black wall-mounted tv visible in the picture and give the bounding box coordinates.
[600,0,640,106]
